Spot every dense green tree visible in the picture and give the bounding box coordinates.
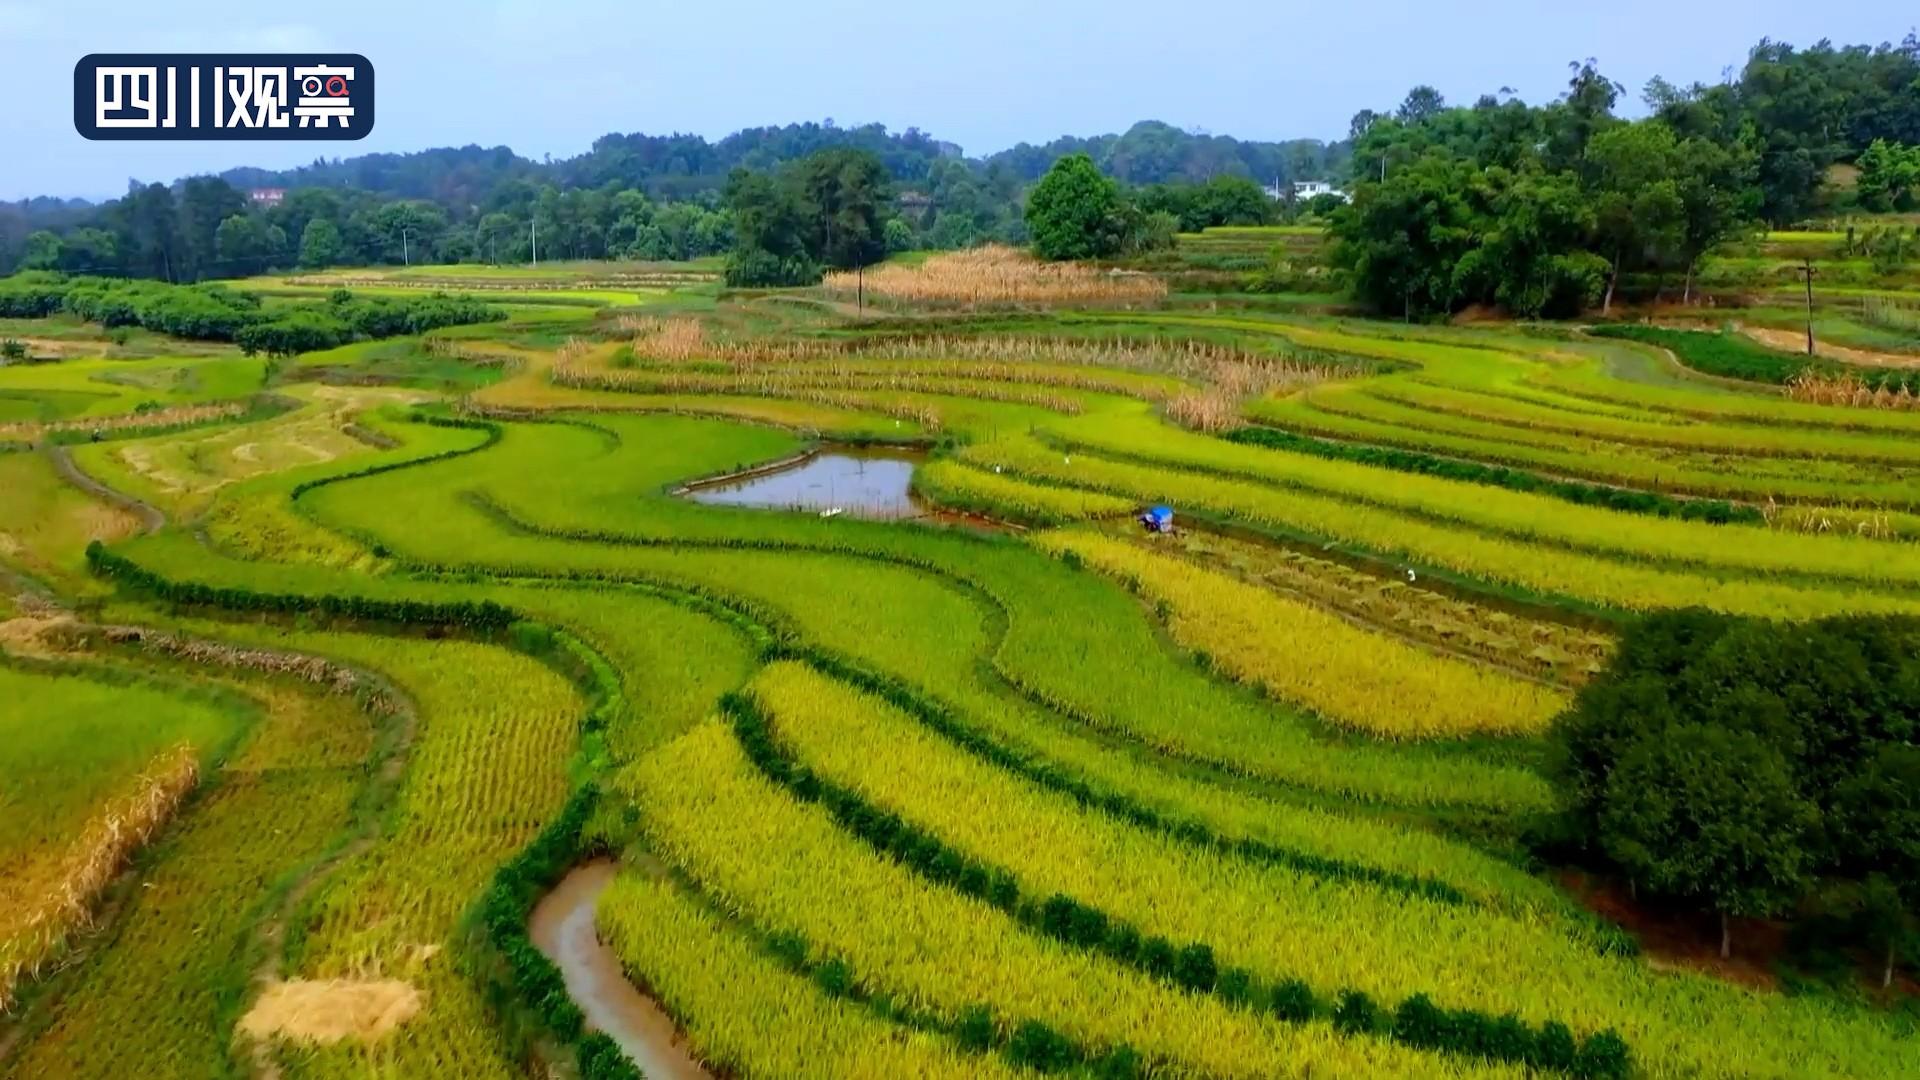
[176,177,246,280]
[1833,746,1920,985]
[1857,140,1920,212]
[111,183,181,281]
[1552,610,1920,967]
[18,230,63,271]
[1599,725,1816,958]
[1669,136,1760,302]
[1330,152,1478,317]
[1586,121,1685,311]
[1453,168,1607,317]
[791,148,890,270]
[1025,154,1129,261]
[1546,59,1624,172]
[212,213,283,271]
[297,218,346,269]
[1396,86,1447,126]
[722,167,817,286]
[1139,176,1273,232]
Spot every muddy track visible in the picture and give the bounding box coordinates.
[45,445,165,535]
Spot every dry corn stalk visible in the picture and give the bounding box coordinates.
[821,245,1166,307]
[1786,371,1919,410]
[0,401,248,441]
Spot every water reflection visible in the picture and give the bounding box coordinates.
[683,446,928,519]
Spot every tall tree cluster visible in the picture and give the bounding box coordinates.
[722,149,893,286]
[1023,154,1181,261]
[1333,35,1920,318]
[1551,611,1920,981]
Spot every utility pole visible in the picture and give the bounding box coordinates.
[1795,257,1818,356]
[531,220,538,268]
[857,263,864,314]
[401,227,414,267]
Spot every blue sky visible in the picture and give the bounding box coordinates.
[0,1,1910,200]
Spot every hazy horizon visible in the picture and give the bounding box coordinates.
[0,0,1912,202]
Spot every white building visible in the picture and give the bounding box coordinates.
[1290,180,1349,203]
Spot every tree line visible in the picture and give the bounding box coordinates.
[0,120,1346,279]
[1331,36,1920,318]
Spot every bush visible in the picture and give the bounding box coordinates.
[235,310,352,356]
[1268,978,1316,1022]
[1089,1044,1144,1080]
[1574,1029,1633,1080]
[724,249,820,288]
[576,1032,642,1080]
[1332,989,1380,1035]
[955,1004,997,1051]
[1392,991,1449,1048]
[1533,1020,1580,1071]
[1216,967,1255,1006]
[1005,1020,1078,1073]
[1171,942,1218,993]
[812,957,854,997]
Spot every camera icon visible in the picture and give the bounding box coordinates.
[298,73,351,97]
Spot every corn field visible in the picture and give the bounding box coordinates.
[822,246,1168,307]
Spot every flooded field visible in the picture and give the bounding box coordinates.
[682,445,928,518]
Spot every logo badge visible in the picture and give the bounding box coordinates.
[74,54,374,141]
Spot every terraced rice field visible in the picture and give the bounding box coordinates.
[2,266,1917,1079]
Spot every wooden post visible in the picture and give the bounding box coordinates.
[1797,257,1818,356]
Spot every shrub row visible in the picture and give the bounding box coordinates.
[288,412,503,505]
[468,620,637,1079]
[756,913,1144,1076]
[0,272,500,356]
[468,784,639,1080]
[436,503,1518,911]
[85,541,515,632]
[1589,323,1920,393]
[783,648,1473,907]
[725,691,1631,1079]
[1225,424,1760,524]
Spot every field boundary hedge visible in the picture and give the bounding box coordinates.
[1224,425,1760,524]
[726,690,1632,1080]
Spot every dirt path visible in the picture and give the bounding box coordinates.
[530,860,713,1080]
[1741,326,1920,371]
[46,445,164,534]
